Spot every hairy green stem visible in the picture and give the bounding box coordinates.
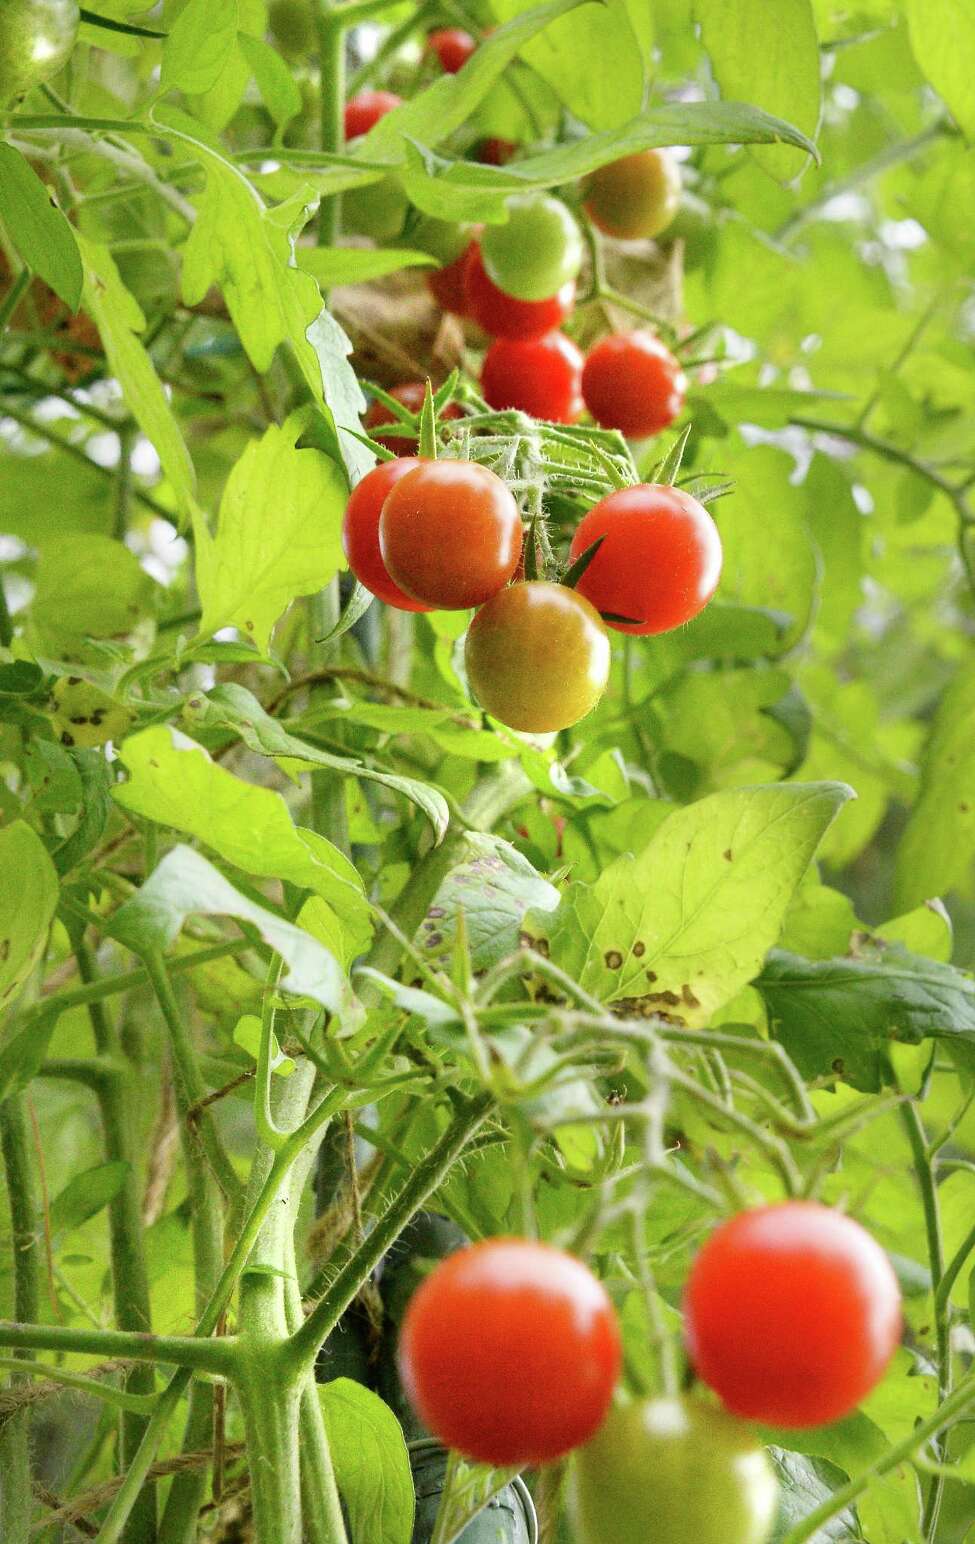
[316,1,345,247]
[0,1320,232,1371]
[0,1095,40,1544]
[900,1101,949,1539]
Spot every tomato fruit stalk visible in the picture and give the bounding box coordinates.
[465,582,611,732]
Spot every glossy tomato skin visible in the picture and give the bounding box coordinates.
[480,333,583,423]
[481,194,583,302]
[364,382,461,455]
[583,148,681,240]
[571,1397,778,1544]
[465,582,611,733]
[569,484,722,635]
[379,460,522,609]
[342,459,432,612]
[0,0,79,105]
[684,1202,903,1429]
[399,1238,621,1466]
[343,89,401,139]
[426,246,472,315]
[464,244,575,340]
[427,26,476,72]
[581,330,686,438]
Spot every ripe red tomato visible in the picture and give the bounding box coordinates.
[343,89,401,140]
[568,484,722,635]
[583,148,682,241]
[342,459,432,612]
[427,26,475,72]
[581,331,686,438]
[364,382,462,455]
[426,246,472,315]
[379,460,522,609]
[478,136,516,166]
[571,1397,778,1544]
[398,1238,621,1465]
[480,333,583,423]
[683,1201,903,1429]
[464,244,575,340]
[465,582,611,732]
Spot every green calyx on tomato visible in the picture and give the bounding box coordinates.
[465,582,610,733]
[571,1396,778,1544]
[583,147,682,241]
[0,0,79,106]
[481,194,584,302]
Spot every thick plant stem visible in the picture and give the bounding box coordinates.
[76,943,156,1543]
[284,1240,348,1544]
[289,1093,494,1370]
[0,1094,40,1544]
[235,1350,305,1544]
[900,1101,949,1539]
[316,1,345,246]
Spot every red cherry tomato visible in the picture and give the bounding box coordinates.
[379,459,522,609]
[568,483,722,635]
[581,331,686,438]
[364,382,462,455]
[478,136,516,166]
[465,582,611,733]
[399,1238,621,1465]
[464,244,575,341]
[427,26,476,72]
[342,459,432,612]
[583,148,682,241]
[683,1201,903,1429]
[481,332,583,423]
[426,246,472,315]
[343,89,401,140]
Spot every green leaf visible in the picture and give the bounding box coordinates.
[713,445,818,653]
[238,32,303,133]
[113,725,372,955]
[0,1014,58,1108]
[0,145,82,311]
[320,1379,415,1544]
[192,411,346,652]
[183,684,450,843]
[78,237,196,518]
[536,782,852,1023]
[894,660,975,911]
[695,0,821,177]
[29,534,158,653]
[50,1161,130,1233]
[233,1013,295,1076]
[0,822,59,1015]
[906,0,975,139]
[492,0,649,129]
[757,943,975,1091]
[161,0,237,95]
[111,844,362,1025]
[297,247,436,285]
[768,1449,862,1541]
[418,832,560,972]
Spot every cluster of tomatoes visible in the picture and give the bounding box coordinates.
[399,1202,903,1543]
[343,447,723,734]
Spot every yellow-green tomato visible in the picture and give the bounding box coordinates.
[268,0,313,59]
[571,1397,778,1544]
[481,194,583,302]
[343,178,409,242]
[465,582,610,733]
[0,0,79,105]
[410,215,474,267]
[50,676,132,748]
[583,148,681,241]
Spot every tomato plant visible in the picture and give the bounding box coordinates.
[426,27,476,74]
[684,1203,903,1428]
[2,6,974,1544]
[379,459,522,608]
[480,331,584,422]
[571,1397,779,1544]
[464,581,611,731]
[569,483,723,633]
[342,458,432,612]
[581,330,687,437]
[464,242,575,338]
[399,1238,621,1464]
[583,147,682,240]
[481,194,583,302]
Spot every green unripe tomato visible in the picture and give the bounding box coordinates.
[50,677,132,749]
[0,0,79,106]
[571,1397,778,1544]
[343,178,409,243]
[583,148,681,241]
[481,194,583,302]
[410,215,474,267]
[268,0,313,58]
